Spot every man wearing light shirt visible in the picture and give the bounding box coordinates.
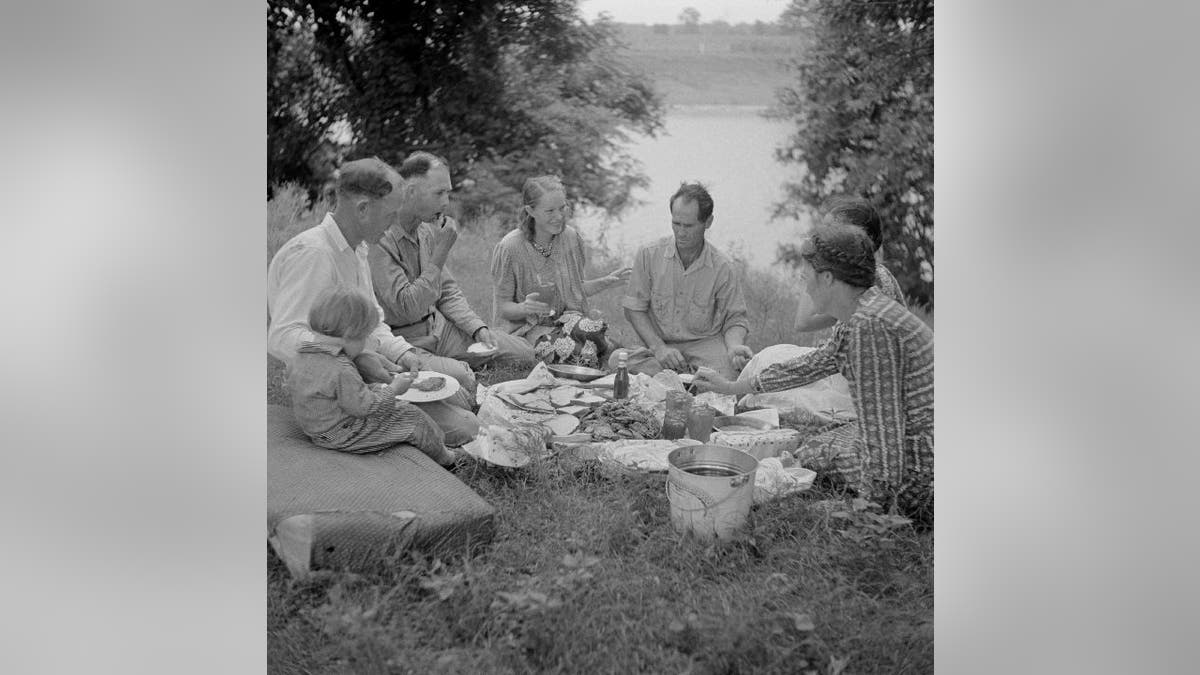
[267,156,479,446]
[617,182,753,379]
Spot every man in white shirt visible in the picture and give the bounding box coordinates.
[268,156,479,446]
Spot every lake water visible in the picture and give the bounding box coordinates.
[575,105,811,271]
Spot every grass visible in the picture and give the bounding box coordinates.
[267,186,933,674]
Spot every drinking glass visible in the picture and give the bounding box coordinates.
[533,272,559,319]
[661,390,692,440]
[686,404,716,443]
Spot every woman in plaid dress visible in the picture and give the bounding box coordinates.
[286,286,456,466]
[694,223,933,523]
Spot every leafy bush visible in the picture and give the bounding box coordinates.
[268,1,664,221]
[772,0,934,308]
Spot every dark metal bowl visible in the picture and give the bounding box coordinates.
[546,363,607,381]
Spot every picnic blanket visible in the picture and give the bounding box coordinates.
[268,405,496,577]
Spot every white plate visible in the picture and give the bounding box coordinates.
[396,370,461,403]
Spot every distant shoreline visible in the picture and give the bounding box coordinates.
[666,103,776,115]
[617,24,796,108]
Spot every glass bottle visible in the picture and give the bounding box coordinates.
[613,351,629,399]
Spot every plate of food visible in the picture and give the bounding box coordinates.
[396,370,461,403]
[546,363,607,382]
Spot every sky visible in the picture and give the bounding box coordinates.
[579,0,790,25]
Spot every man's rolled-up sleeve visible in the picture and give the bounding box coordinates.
[437,267,487,337]
[716,265,751,335]
[369,236,441,326]
[621,247,652,312]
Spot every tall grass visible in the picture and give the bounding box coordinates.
[266,185,933,674]
[268,184,330,264]
[269,460,933,674]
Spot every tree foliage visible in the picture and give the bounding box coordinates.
[267,0,664,218]
[268,2,345,199]
[678,7,701,32]
[773,0,934,308]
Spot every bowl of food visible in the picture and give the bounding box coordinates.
[546,363,607,382]
[712,415,775,433]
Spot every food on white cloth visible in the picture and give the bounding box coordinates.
[463,424,552,468]
[510,392,554,412]
[692,391,736,416]
[652,370,687,392]
[549,386,580,407]
[581,399,661,441]
[495,362,559,395]
[570,393,608,407]
[544,414,580,436]
[594,438,701,472]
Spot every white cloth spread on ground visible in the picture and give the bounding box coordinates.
[736,344,856,432]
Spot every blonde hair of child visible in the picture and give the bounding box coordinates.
[307,286,378,340]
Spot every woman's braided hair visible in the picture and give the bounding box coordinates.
[800,222,877,289]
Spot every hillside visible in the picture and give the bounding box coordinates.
[613,23,803,107]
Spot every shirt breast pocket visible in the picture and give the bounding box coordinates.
[683,280,718,333]
[650,289,673,321]
[685,297,716,334]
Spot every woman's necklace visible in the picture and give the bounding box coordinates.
[531,234,556,258]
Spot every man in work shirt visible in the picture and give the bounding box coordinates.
[616,182,753,379]
[370,152,534,395]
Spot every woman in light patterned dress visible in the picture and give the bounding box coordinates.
[694,222,933,524]
[489,175,631,366]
